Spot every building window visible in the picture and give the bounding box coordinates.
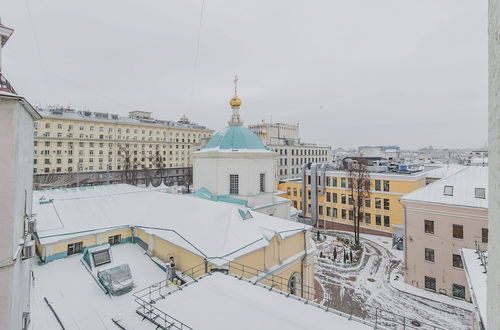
[340,177,346,188]
[452,254,463,269]
[108,234,122,245]
[452,224,464,239]
[424,220,434,234]
[383,180,390,192]
[259,173,265,192]
[475,188,485,199]
[383,215,390,227]
[425,248,435,262]
[333,208,338,218]
[319,206,323,216]
[482,228,488,243]
[67,242,83,256]
[332,177,337,187]
[383,198,390,210]
[375,214,381,226]
[452,284,466,299]
[365,213,371,224]
[365,198,371,208]
[443,185,454,196]
[375,198,381,209]
[374,180,381,191]
[341,209,346,220]
[229,174,239,194]
[326,192,331,202]
[348,210,353,221]
[333,193,338,203]
[425,276,436,291]
[341,194,346,204]
[326,207,331,217]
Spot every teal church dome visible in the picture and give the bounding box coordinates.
[203,126,270,151]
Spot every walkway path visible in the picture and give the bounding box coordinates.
[315,232,474,330]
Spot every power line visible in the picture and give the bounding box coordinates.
[187,0,206,113]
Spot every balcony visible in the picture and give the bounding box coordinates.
[0,73,16,94]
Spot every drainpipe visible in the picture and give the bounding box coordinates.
[310,163,318,227]
[300,164,308,218]
[301,229,306,299]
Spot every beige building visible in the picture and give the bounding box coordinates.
[248,121,332,179]
[401,166,488,302]
[33,108,212,187]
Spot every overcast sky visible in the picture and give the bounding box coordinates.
[1,0,487,149]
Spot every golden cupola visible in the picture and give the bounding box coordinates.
[229,93,242,108]
[229,75,242,108]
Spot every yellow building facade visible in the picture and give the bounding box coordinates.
[35,225,314,299]
[278,170,426,236]
[33,108,212,175]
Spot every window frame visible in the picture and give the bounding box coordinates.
[425,248,435,262]
[424,276,436,291]
[229,174,239,195]
[424,220,435,234]
[452,224,464,239]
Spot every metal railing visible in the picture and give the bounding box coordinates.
[134,260,445,330]
[0,73,16,94]
[132,263,208,330]
[475,240,488,273]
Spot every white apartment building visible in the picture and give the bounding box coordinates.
[248,121,332,180]
[33,108,212,187]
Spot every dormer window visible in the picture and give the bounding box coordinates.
[443,185,454,196]
[475,187,486,199]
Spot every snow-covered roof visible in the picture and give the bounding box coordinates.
[31,243,167,329]
[34,184,309,266]
[401,166,488,209]
[149,272,375,330]
[36,108,209,130]
[461,248,487,329]
[424,164,466,179]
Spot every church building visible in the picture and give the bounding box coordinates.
[193,79,293,219]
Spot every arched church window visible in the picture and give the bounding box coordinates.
[288,272,302,296]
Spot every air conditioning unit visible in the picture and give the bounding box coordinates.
[25,218,36,235]
[22,240,35,260]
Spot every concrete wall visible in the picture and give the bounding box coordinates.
[0,98,36,330]
[403,200,488,302]
[488,0,500,326]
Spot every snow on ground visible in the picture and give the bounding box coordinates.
[315,231,474,330]
[31,243,167,330]
[390,263,474,311]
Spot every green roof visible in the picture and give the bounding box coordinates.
[203,126,270,151]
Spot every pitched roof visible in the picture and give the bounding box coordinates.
[33,184,309,266]
[401,166,488,209]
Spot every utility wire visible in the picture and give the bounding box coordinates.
[187,0,206,113]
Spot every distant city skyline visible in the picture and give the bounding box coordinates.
[1,0,487,149]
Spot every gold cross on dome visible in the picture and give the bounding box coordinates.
[233,75,239,95]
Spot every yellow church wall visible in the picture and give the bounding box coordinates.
[150,235,206,275]
[280,232,306,260]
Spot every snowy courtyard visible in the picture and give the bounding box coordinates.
[314,231,475,330]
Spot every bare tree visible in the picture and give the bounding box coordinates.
[118,146,143,185]
[145,150,164,185]
[346,159,371,246]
